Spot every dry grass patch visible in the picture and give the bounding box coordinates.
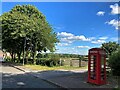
[24,65,88,71]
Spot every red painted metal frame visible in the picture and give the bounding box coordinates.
[87,48,106,85]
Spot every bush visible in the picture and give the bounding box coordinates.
[27,59,34,64]
[36,53,44,58]
[108,49,120,76]
[5,57,12,62]
[36,58,48,66]
[36,55,60,67]
[50,54,60,66]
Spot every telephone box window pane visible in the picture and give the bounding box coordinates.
[101,56,105,80]
[90,55,96,80]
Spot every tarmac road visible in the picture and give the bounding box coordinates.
[2,63,64,89]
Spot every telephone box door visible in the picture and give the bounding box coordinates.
[88,54,98,83]
[100,55,106,84]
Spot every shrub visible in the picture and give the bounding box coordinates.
[5,57,12,62]
[108,49,120,76]
[36,53,44,58]
[36,58,48,66]
[27,59,34,64]
[49,54,60,66]
[36,55,60,67]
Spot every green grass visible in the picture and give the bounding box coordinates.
[113,88,120,90]
[24,65,88,71]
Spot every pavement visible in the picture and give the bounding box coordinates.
[7,62,118,89]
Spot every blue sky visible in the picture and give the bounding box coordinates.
[1,2,119,55]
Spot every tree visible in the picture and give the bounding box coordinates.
[108,48,120,88]
[1,12,33,61]
[101,41,119,57]
[109,49,120,76]
[1,5,59,63]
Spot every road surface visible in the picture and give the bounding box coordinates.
[2,63,63,89]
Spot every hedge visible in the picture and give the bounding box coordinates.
[36,58,60,67]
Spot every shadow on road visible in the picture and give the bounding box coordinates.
[2,62,118,90]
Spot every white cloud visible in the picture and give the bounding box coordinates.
[105,19,120,30]
[54,25,64,30]
[60,38,73,43]
[67,35,91,41]
[99,36,108,40]
[89,37,96,40]
[72,48,75,50]
[54,27,62,30]
[58,32,91,44]
[57,32,108,50]
[96,11,105,16]
[57,43,70,46]
[76,46,90,49]
[57,32,74,37]
[91,39,106,44]
[110,3,120,15]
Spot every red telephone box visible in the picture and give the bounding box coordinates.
[88,48,106,85]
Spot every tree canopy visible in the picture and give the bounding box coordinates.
[0,5,59,62]
[108,48,120,76]
[101,41,119,57]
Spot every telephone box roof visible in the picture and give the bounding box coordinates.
[89,48,104,51]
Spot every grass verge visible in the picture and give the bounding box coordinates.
[24,65,88,71]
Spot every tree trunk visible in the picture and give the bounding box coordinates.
[79,59,81,67]
[10,51,14,62]
[17,52,21,63]
[32,42,37,65]
[33,51,36,65]
[13,53,16,62]
[26,51,29,64]
[18,54,20,63]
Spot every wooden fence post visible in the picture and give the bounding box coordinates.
[70,59,72,67]
[60,58,62,66]
[79,59,81,67]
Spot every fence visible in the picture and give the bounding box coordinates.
[60,58,88,67]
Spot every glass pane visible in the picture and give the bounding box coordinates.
[101,56,105,80]
[90,55,96,80]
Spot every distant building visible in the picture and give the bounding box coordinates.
[0,50,3,58]
[0,50,3,62]
[0,50,11,58]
